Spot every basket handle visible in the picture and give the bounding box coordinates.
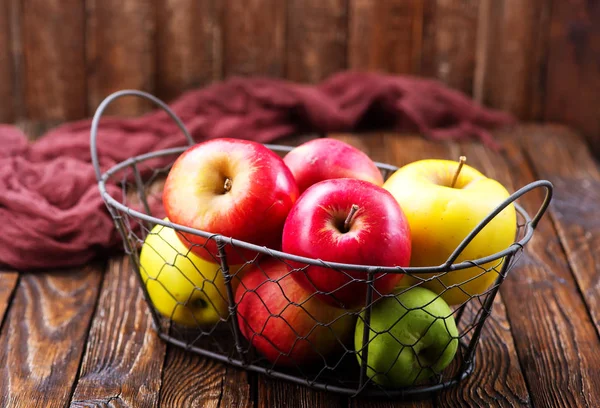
[90,90,195,182]
[444,179,553,267]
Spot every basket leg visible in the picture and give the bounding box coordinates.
[216,237,248,365]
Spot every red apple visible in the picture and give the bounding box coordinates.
[235,258,355,366]
[163,138,299,264]
[282,178,411,309]
[283,138,384,193]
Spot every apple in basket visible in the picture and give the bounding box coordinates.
[355,286,459,387]
[383,157,517,305]
[281,178,412,309]
[163,138,299,265]
[283,138,384,193]
[138,219,245,328]
[235,258,355,366]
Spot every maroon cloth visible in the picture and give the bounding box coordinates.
[0,72,514,270]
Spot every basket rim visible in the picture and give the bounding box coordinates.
[96,144,540,275]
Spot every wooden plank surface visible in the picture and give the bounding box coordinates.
[0,266,103,407]
[0,0,14,122]
[286,0,347,83]
[70,256,166,407]
[156,0,222,102]
[544,0,600,156]
[0,273,18,327]
[421,0,479,93]
[471,132,600,407]
[259,378,346,408]
[518,125,600,338]
[348,0,423,75]
[473,0,551,119]
[223,0,285,78]
[438,297,530,407]
[86,0,156,116]
[160,349,251,407]
[21,0,86,120]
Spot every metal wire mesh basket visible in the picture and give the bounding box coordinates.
[91,90,553,399]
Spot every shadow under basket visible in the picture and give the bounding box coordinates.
[91,90,553,400]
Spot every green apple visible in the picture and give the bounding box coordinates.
[383,159,517,305]
[139,219,243,328]
[355,287,458,387]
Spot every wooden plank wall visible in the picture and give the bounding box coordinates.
[1,0,599,154]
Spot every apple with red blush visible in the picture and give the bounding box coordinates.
[282,178,411,309]
[235,258,355,366]
[163,138,299,264]
[283,138,384,193]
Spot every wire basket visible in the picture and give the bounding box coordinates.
[91,90,553,399]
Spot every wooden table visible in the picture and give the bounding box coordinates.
[1,124,599,407]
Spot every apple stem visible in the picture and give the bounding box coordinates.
[451,156,467,188]
[344,204,360,232]
[223,177,233,193]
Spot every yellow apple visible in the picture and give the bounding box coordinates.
[139,219,243,327]
[383,159,517,305]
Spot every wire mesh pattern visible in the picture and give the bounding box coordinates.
[91,90,553,399]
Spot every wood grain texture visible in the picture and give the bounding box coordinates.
[21,0,86,120]
[471,130,600,407]
[544,0,600,156]
[0,272,18,327]
[0,0,14,122]
[437,297,530,407]
[156,0,222,102]
[6,0,23,122]
[286,0,347,83]
[474,0,551,118]
[86,0,156,116]
[160,347,251,407]
[348,396,429,408]
[259,378,345,408]
[223,0,285,78]
[518,125,600,339]
[70,256,166,407]
[348,0,424,75]
[0,266,103,407]
[421,0,479,93]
